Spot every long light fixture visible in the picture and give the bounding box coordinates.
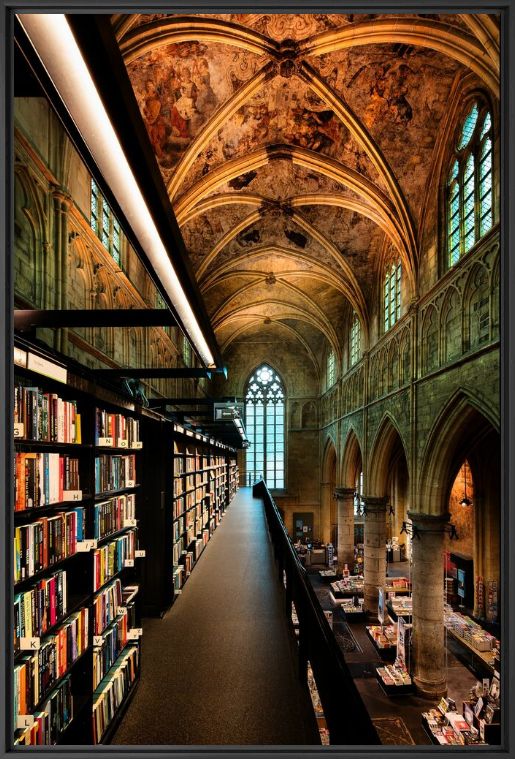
[17,13,216,368]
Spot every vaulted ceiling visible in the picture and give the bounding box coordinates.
[112,13,499,376]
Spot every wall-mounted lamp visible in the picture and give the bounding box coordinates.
[460,462,473,507]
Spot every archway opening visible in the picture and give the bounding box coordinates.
[321,440,337,544]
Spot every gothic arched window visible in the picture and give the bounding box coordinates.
[245,364,285,489]
[350,313,362,366]
[446,101,493,269]
[384,260,402,332]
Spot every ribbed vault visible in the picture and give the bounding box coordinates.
[115,11,499,368]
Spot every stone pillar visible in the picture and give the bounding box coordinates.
[320,481,331,542]
[363,496,387,614]
[409,511,450,699]
[334,487,355,572]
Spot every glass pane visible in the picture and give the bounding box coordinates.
[480,111,491,138]
[457,103,479,150]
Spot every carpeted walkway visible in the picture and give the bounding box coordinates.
[111,488,320,745]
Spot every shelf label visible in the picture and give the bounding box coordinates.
[93,636,104,647]
[127,628,143,640]
[19,637,40,650]
[135,549,146,558]
[117,439,128,449]
[14,423,25,439]
[132,441,143,450]
[124,559,135,568]
[98,437,113,447]
[124,518,137,528]
[27,352,67,383]
[14,347,27,368]
[76,539,97,552]
[17,715,35,729]
[126,480,135,488]
[63,490,82,502]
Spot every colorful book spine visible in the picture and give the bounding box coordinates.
[93,494,136,540]
[94,455,136,494]
[14,385,80,444]
[13,675,73,745]
[14,453,81,511]
[92,645,139,744]
[14,570,67,641]
[92,530,137,592]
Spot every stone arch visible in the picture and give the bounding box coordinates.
[301,401,317,429]
[13,167,47,307]
[388,338,399,392]
[367,413,409,497]
[441,285,462,364]
[463,262,490,352]
[421,303,439,375]
[321,435,338,544]
[399,327,411,386]
[490,250,500,339]
[341,427,363,490]
[418,389,499,516]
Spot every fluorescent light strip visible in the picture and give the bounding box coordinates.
[18,14,215,368]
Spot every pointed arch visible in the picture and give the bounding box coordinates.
[300,17,499,95]
[367,413,409,495]
[418,389,499,515]
[341,427,363,489]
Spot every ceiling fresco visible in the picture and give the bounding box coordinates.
[115,12,499,373]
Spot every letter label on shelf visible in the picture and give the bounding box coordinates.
[17,716,35,729]
[127,628,143,640]
[135,549,146,558]
[14,423,25,438]
[124,559,135,568]
[19,637,40,650]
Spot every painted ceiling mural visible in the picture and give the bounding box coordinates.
[115,12,499,373]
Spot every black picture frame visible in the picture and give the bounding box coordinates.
[1,1,514,758]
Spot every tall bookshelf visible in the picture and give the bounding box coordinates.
[12,342,147,746]
[140,422,238,618]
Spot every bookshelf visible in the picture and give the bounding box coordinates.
[13,343,147,746]
[139,422,238,617]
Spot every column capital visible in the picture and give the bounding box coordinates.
[408,511,450,531]
[334,486,355,499]
[363,495,388,512]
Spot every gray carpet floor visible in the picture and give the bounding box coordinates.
[112,488,320,745]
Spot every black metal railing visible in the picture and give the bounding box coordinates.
[253,478,380,746]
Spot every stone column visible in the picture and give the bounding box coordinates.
[335,487,355,572]
[320,481,331,542]
[363,496,387,614]
[409,511,449,699]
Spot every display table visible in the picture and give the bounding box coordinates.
[387,596,412,622]
[329,577,364,598]
[366,625,397,659]
[375,663,414,695]
[422,705,485,745]
[444,610,499,674]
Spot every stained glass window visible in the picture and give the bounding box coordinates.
[90,178,123,266]
[384,261,402,332]
[327,350,336,388]
[446,102,493,268]
[350,313,361,366]
[245,365,285,489]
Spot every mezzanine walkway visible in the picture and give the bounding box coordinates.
[112,487,319,745]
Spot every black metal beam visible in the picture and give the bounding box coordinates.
[95,368,213,379]
[14,309,177,331]
[149,395,237,406]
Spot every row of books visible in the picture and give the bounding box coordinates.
[14,675,73,745]
[95,455,136,494]
[93,611,129,689]
[95,410,141,448]
[15,453,81,511]
[93,531,137,592]
[14,570,67,643]
[14,385,81,444]
[92,644,139,744]
[14,608,88,719]
[423,704,484,746]
[93,578,123,636]
[14,508,86,583]
[93,494,136,541]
